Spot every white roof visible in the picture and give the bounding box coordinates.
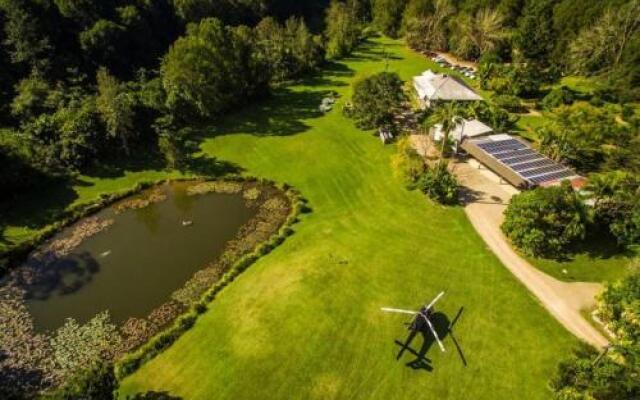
[413,70,482,102]
[433,118,493,142]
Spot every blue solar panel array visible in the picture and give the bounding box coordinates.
[473,137,576,186]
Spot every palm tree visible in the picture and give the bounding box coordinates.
[455,8,507,58]
[429,101,463,160]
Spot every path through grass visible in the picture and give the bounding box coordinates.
[119,38,577,400]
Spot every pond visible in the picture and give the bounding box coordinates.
[21,182,257,332]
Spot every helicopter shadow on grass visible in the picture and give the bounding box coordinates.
[394,307,467,372]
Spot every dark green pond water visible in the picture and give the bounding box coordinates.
[24,183,256,332]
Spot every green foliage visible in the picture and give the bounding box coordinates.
[513,0,556,63]
[96,68,136,156]
[491,93,524,113]
[448,8,509,61]
[502,183,587,257]
[79,20,126,69]
[588,173,640,246]
[599,264,640,343]
[550,343,640,400]
[418,162,458,204]
[541,86,575,110]
[372,0,407,38]
[403,0,454,52]
[42,361,117,400]
[10,72,51,120]
[161,18,270,120]
[254,16,324,82]
[459,101,517,132]
[537,103,634,172]
[349,72,406,129]
[390,135,426,188]
[324,0,362,59]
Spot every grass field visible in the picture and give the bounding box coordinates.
[113,38,579,399]
[527,243,638,283]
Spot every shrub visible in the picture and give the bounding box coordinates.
[418,163,458,205]
[491,94,524,113]
[349,72,406,129]
[501,183,587,257]
[41,361,116,400]
[549,343,640,400]
[390,136,426,188]
[598,263,640,343]
[541,86,575,110]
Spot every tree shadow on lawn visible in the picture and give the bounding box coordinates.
[342,39,403,63]
[202,86,335,138]
[301,61,355,88]
[395,307,467,372]
[0,176,80,240]
[549,230,637,264]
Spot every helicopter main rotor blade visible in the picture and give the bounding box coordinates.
[421,314,445,352]
[380,307,418,315]
[425,291,445,312]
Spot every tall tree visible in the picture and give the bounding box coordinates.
[372,0,407,38]
[403,0,454,51]
[161,18,269,119]
[429,102,463,158]
[513,0,556,64]
[96,67,135,156]
[324,0,361,59]
[569,0,640,75]
[450,8,508,59]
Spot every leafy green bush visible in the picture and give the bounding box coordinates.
[541,86,575,110]
[502,183,587,257]
[598,263,640,343]
[491,94,524,113]
[349,72,406,129]
[390,136,426,188]
[41,361,116,400]
[550,343,640,400]
[418,163,458,205]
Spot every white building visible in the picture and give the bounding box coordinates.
[431,118,493,142]
[413,70,483,108]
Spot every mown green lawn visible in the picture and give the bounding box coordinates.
[116,38,578,399]
[527,243,638,284]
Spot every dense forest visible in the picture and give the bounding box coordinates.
[0,0,334,202]
[2,0,638,202]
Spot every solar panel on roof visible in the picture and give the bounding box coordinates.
[520,164,570,178]
[477,140,526,154]
[496,149,539,162]
[529,170,575,184]
[511,159,556,172]
[466,135,579,187]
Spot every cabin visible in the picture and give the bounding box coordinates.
[413,70,482,108]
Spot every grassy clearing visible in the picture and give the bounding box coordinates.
[527,241,638,284]
[117,38,577,399]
